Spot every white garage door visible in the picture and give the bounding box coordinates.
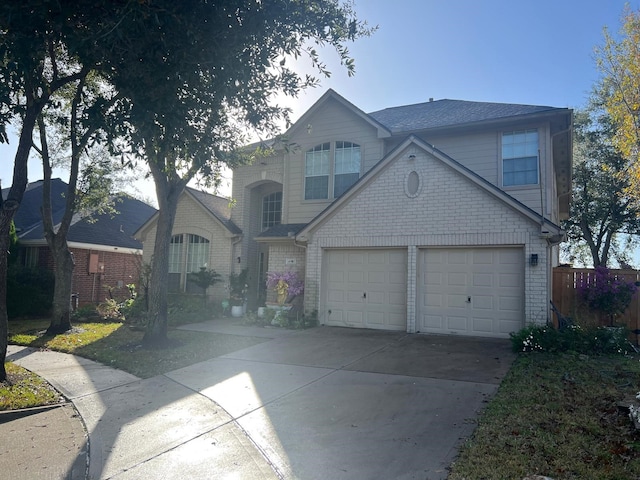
[324,249,407,331]
[417,247,524,338]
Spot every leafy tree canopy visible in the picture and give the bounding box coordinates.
[596,6,640,195]
[562,97,640,268]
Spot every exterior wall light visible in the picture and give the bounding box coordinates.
[530,254,538,267]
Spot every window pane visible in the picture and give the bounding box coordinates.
[168,235,183,273]
[262,191,282,230]
[334,142,360,197]
[334,173,359,197]
[305,175,329,200]
[305,144,330,199]
[186,234,209,273]
[502,129,538,186]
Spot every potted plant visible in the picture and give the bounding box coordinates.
[264,271,304,324]
[228,269,248,317]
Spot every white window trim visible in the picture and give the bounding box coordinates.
[501,128,540,188]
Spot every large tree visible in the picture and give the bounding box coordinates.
[34,71,120,334]
[84,0,373,346]
[562,100,640,268]
[596,6,640,193]
[0,3,100,380]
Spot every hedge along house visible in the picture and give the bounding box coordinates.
[134,186,242,302]
[7,178,157,308]
[229,90,572,338]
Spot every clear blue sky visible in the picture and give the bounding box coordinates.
[0,0,635,199]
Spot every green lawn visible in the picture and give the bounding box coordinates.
[448,352,640,480]
[6,318,267,378]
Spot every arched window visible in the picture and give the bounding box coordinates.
[262,191,282,230]
[167,233,210,292]
[304,141,361,200]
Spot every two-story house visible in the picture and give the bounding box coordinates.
[138,89,572,338]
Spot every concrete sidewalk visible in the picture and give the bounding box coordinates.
[3,321,515,479]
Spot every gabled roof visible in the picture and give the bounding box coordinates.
[286,89,392,139]
[134,186,241,238]
[5,179,157,249]
[297,135,564,241]
[368,99,566,134]
[185,187,241,235]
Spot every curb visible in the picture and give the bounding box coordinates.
[0,402,68,423]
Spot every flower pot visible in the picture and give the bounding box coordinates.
[230,305,244,318]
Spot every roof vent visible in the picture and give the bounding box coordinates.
[429,98,434,102]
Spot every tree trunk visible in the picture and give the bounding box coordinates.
[0,106,40,381]
[143,159,187,347]
[46,237,74,334]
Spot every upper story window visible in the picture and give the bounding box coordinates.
[502,129,539,186]
[334,141,361,197]
[262,191,282,230]
[304,143,330,200]
[304,141,361,200]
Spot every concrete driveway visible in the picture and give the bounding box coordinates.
[170,323,515,480]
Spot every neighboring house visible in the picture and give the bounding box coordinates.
[135,186,242,300]
[7,178,157,307]
[139,89,573,338]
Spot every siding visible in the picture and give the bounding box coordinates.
[285,97,384,223]
[139,192,236,302]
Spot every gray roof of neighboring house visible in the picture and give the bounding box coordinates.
[368,99,563,134]
[3,178,68,237]
[5,179,157,249]
[256,223,308,239]
[186,187,242,235]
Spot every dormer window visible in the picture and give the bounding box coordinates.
[305,141,361,200]
[502,129,539,186]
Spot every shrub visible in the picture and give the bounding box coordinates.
[7,265,54,318]
[511,323,633,355]
[578,266,638,326]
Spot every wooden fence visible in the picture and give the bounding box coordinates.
[552,267,640,344]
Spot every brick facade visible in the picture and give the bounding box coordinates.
[304,144,552,331]
[36,246,142,307]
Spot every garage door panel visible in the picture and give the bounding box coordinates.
[328,289,344,302]
[447,316,468,331]
[474,296,493,309]
[346,291,365,304]
[367,291,384,305]
[389,292,405,306]
[499,273,520,287]
[325,249,407,331]
[472,317,495,333]
[346,310,364,326]
[448,272,468,286]
[425,293,442,307]
[328,271,345,283]
[418,247,524,338]
[448,294,468,308]
[473,250,495,264]
[499,295,521,312]
[422,315,443,329]
[473,273,493,287]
